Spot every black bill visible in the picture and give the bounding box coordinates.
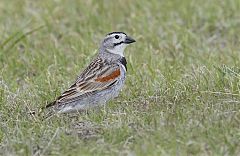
[124,36,136,44]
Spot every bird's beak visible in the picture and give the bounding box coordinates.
[124,36,136,44]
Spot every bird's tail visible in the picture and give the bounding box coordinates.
[28,101,57,120]
[45,100,57,108]
[41,101,58,119]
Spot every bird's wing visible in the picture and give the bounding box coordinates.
[46,57,121,107]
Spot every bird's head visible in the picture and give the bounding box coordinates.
[101,32,136,57]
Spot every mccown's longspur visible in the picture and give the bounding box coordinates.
[45,32,136,113]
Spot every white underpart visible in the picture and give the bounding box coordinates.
[120,63,127,72]
[107,44,127,57]
[58,106,74,113]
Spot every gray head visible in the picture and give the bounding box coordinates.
[100,32,136,57]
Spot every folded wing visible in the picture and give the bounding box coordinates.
[46,58,121,107]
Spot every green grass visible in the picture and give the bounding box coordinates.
[1,0,240,155]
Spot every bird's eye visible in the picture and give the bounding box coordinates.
[114,35,119,39]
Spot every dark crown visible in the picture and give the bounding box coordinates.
[107,32,126,36]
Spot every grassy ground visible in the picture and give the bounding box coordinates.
[1,0,240,155]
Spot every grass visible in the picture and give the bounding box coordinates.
[0,0,240,155]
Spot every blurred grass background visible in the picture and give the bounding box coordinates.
[0,0,240,155]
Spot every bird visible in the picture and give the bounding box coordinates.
[45,32,136,114]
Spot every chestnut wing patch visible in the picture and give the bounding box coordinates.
[47,63,121,107]
[95,69,120,82]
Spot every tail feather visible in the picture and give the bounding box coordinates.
[45,100,56,108]
[38,100,57,119]
[27,101,58,120]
